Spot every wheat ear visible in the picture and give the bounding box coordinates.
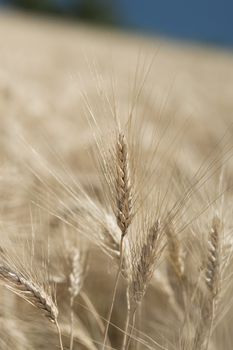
[205,216,220,298]
[0,265,63,349]
[123,220,161,350]
[68,249,86,350]
[165,223,184,281]
[129,219,161,306]
[102,131,133,350]
[115,132,132,236]
[194,215,221,350]
[165,223,188,324]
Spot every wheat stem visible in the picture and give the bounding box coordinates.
[102,236,124,350]
[194,215,221,350]
[102,131,132,349]
[56,320,64,350]
[125,308,137,350]
[81,291,106,337]
[0,265,64,349]
[69,296,75,350]
[122,288,131,350]
[68,248,85,350]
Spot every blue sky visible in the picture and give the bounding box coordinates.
[0,0,232,47]
[117,0,233,46]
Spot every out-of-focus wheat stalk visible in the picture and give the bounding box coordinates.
[0,265,58,322]
[68,248,86,350]
[102,131,133,350]
[0,265,63,349]
[123,219,164,349]
[194,215,221,350]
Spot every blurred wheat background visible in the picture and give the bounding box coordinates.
[0,3,233,350]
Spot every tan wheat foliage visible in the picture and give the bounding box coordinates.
[1,10,233,350]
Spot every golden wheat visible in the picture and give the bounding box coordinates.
[1,10,233,350]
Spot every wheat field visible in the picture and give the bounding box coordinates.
[1,10,233,350]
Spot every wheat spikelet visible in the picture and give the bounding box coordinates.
[165,222,187,313]
[115,132,132,237]
[68,248,86,350]
[0,265,58,322]
[69,248,86,299]
[205,216,221,297]
[129,219,162,306]
[194,215,221,350]
[121,219,164,349]
[165,223,184,280]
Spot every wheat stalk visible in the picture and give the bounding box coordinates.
[205,216,221,298]
[194,215,221,350]
[0,265,57,321]
[122,219,163,350]
[164,222,189,325]
[0,265,63,349]
[128,219,162,306]
[102,130,133,350]
[68,248,86,350]
[165,223,184,281]
[69,249,85,300]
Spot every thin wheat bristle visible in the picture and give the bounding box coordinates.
[100,213,121,257]
[0,265,58,323]
[115,132,132,237]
